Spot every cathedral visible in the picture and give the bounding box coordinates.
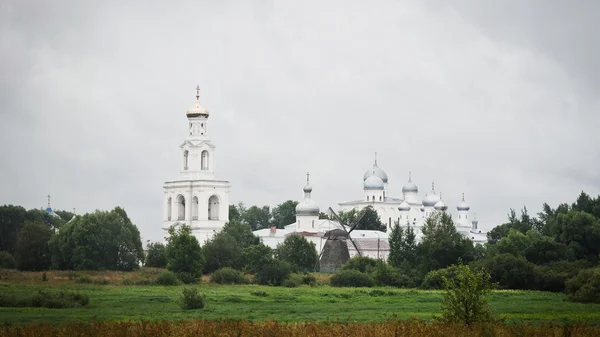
[338,155,487,244]
[162,87,230,244]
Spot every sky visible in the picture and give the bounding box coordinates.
[1,0,599,243]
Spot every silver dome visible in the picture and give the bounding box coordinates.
[398,200,411,211]
[402,172,418,193]
[363,166,388,183]
[363,174,385,190]
[303,183,313,193]
[434,199,447,211]
[423,193,440,207]
[295,199,320,216]
[457,193,470,211]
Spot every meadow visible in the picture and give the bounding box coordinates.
[1,269,600,326]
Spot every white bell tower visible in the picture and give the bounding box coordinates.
[163,86,231,245]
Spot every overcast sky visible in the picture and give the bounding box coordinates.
[1,0,599,243]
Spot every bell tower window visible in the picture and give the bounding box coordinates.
[183,150,189,170]
[201,150,209,170]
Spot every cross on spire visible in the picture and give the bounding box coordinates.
[462,192,465,201]
[408,171,412,182]
[47,195,51,208]
[195,85,200,101]
[431,182,435,192]
[306,172,310,183]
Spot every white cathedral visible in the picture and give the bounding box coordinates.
[163,88,487,251]
[162,87,230,244]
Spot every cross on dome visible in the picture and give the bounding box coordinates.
[195,85,200,101]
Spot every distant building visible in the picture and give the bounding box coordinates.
[162,87,230,244]
[338,156,487,244]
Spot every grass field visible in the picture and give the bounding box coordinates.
[1,269,600,326]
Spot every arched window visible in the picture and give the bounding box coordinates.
[388,217,391,227]
[183,150,189,170]
[176,195,185,220]
[192,196,199,220]
[201,150,209,170]
[208,195,219,220]
[167,197,172,221]
[312,220,315,228]
[379,196,382,201]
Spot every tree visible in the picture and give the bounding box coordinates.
[221,221,260,249]
[440,263,496,325]
[201,232,242,273]
[242,243,274,274]
[145,242,167,268]
[487,207,535,244]
[275,234,318,272]
[319,212,330,220]
[338,206,386,231]
[388,223,418,269]
[165,224,204,283]
[271,200,298,228]
[242,205,271,230]
[49,207,143,271]
[0,205,27,254]
[418,212,475,272]
[228,203,245,223]
[14,221,53,271]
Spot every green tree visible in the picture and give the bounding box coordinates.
[0,205,27,254]
[165,224,204,283]
[14,221,53,271]
[275,234,318,272]
[271,200,298,228]
[228,203,245,223]
[242,243,274,274]
[440,263,496,325]
[242,205,271,230]
[338,206,386,231]
[319,212,330,220]
[145,242,167,268]
[201,232,242,273]
[388,223,417,269]
[48,207,143,271]
[418,212,475,272]
[221,221,260,249]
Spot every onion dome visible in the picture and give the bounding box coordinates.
[434,193,447,211]
[295,172,320,216]
[363,152,388,183]
[364,173,385,190]
[186,85,209,118]
[457,193,470,211]
[398,200,411,212]
[402,171,418,193]
[422,182,440,207]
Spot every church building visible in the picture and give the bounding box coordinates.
[162,87,230,244]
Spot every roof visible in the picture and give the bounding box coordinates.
[338,198,403,206]
[349,238,390,251]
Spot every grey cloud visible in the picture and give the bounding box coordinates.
[1,0,598,242]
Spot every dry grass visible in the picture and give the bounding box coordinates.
[0,320,598,337]
[0,268,166,285]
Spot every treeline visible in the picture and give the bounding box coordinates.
[0,205,143,271]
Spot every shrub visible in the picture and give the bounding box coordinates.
[473,254,537,290]
[179,287,205,310]
[282,273,304,288]
[250,291,268,297]
[41,272,48,282]
[440,263,496,325]
[155,271,181,286]
[341,256,378,273]
[302,274,317,286]
[255,260,292,286]
[565,268,600,303]
[0,252,16,269]
[75,276,93,284]
[421,265,460,290]
[176,272,199,285]
[373,262,412,288]
[330,270,375,287]
[0,290,90,309]
[210,267,249,285]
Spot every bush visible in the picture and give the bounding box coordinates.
[330,270,375,287]
[421,265,460,290]
[565,268,600,303]
[0,290,89,309]
[75,276,93,284]
[341,256,378,273]
[176,272,199,285]
[210,267,249,285]
[0,252,16,269]
[302,274,317,286]
[250,291,268,297]
[275,234,319,273]
[440,263,496,325]
[179,287,205,310]
[373,263,412,288]
[155,271,181,286]
[255,260,292,286]
[282,273,304,288]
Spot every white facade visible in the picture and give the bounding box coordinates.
[338,155,488,244]
[163,87,230,245]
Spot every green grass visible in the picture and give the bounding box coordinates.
[1,283,600,325]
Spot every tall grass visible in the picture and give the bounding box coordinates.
[0,320,598,337]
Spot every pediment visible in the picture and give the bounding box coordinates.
[179,140,216,149]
